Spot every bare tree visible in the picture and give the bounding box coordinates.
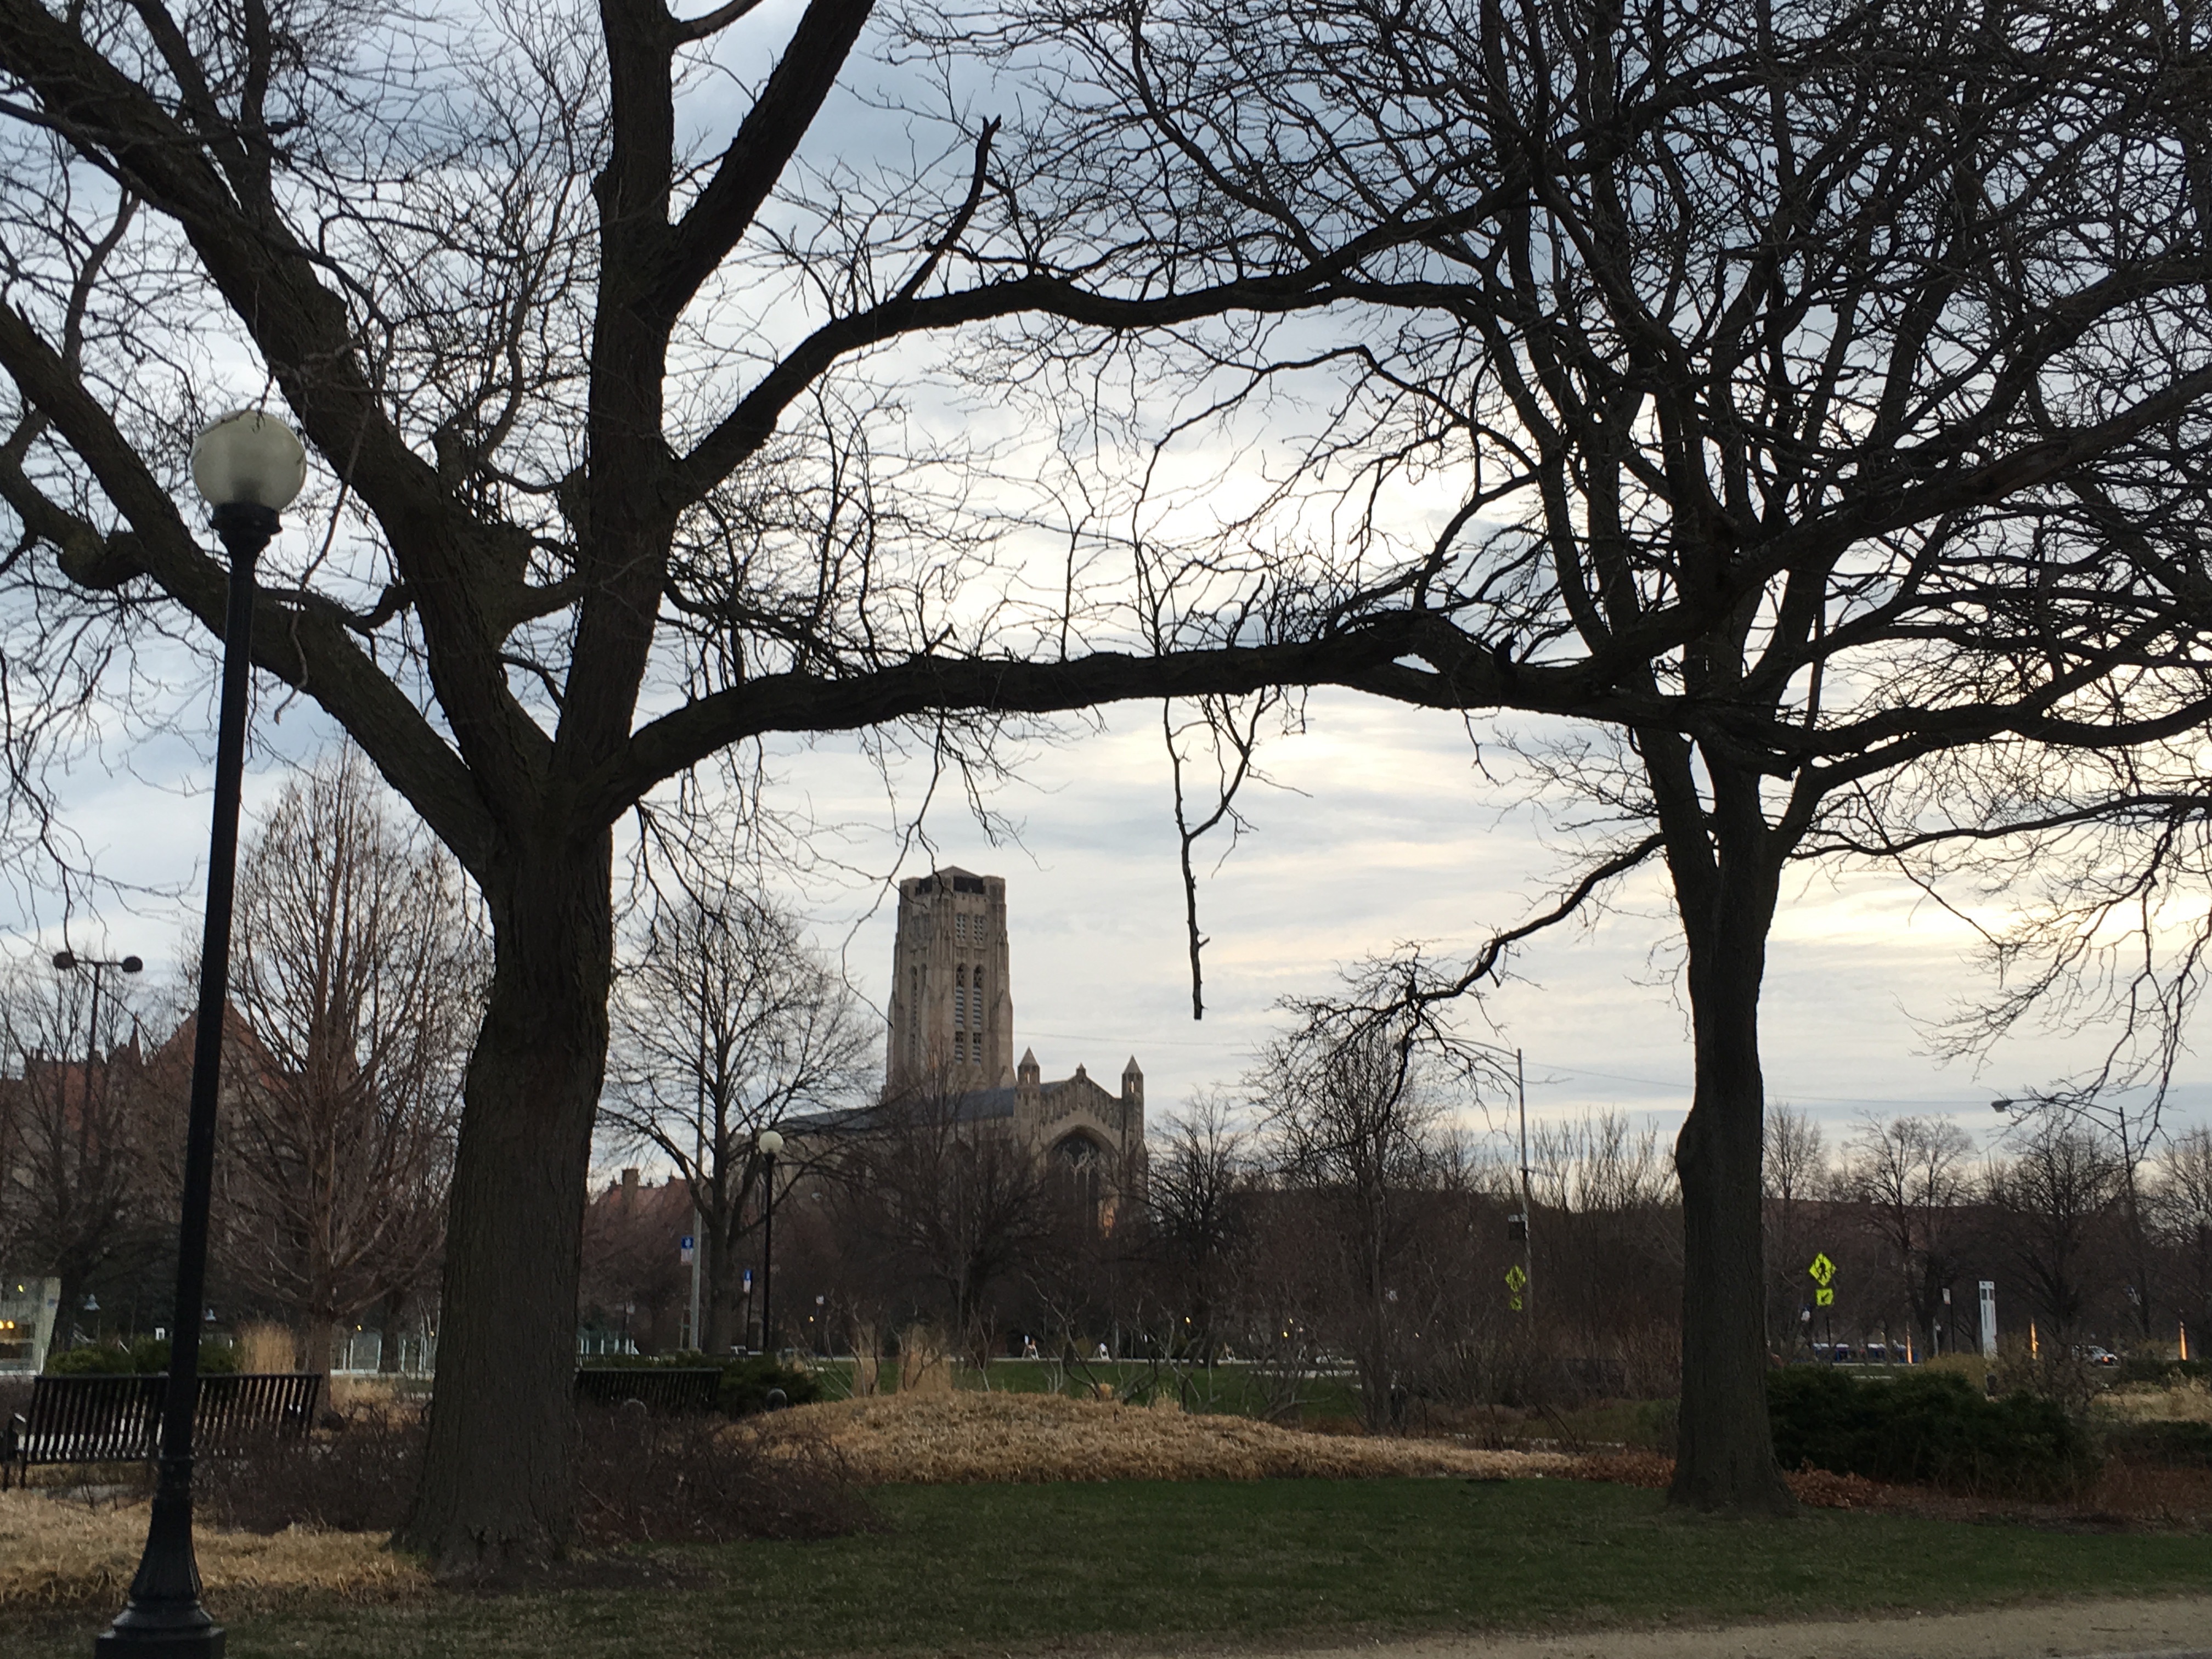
[219,750,480,1373]
[1762,1106,1827,1352]
[1842,1116,1977,1360]
[828,1069,1058,1357]
[1251,993,1463,1432]
[996,0,2212,1507]
[0,0,1564,1563]
[603,887,872,1353]
[0,954,167,1323]
[2148,1126,2212,1351]
[1989,1119,2123,1342]
[0,0,1492,1561]
[1144,1091,1249,1357]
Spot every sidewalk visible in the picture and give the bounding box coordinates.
[1223,1597,2212,1659]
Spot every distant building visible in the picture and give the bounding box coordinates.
[877,867,1143,1182]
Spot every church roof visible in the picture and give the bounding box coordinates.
[779,1068,1113,1138]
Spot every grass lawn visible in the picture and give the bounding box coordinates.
[23,1477,2210,1658]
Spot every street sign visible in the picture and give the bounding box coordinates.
[1815,1288,1834,1306]
[679,1234,695,1265]
[1807,1252,1835,1288]
[1504,1263,1527,1312]
[743,1268,753,1292]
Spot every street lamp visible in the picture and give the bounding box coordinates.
[53,949,143,1234]
[99,408,303,1659]
[757,1130,783,1357]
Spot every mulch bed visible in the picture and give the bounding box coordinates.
[1566,1448,2212,1530]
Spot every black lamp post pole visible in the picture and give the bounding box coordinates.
[98,500,274,1659]
[759,1149,776,1356]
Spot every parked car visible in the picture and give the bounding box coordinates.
[2073,1345,2120,1367]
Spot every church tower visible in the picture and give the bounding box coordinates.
[885,868,1013,1091]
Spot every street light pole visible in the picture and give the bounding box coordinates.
[687,950,708,1353]
[99,410,303,1659]
[757,1129,783,1356]
[53,947,145,1138]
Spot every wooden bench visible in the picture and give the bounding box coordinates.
[2,1372,322,1488]
[573,1367,722,1413]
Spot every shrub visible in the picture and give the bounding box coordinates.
[717,1355,820,1417]
[572,1351,819,1415]
[2115,1355,2210,1388]
[2102,1420,2212,1468]
[1767,1367,2097,1499]
[45,1342,134,1375]
[45,1339,239,1376]
[199,1403,870,1545]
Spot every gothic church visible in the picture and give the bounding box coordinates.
[884,867,1144,1183]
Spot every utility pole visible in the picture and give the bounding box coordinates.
[686,947,708,1353]
[1516,1048,1533,1318]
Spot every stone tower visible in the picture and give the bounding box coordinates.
[885,868,1013,1091]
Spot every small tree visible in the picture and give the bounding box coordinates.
[2149,1127,2212,1352]
[830,1068,1056,1358]
[1762,1107,1828,1354]
[1842,1116,1978,1359]
[1251,996,1458,1432]
[219,751,481,1373]
[603,888,872,1353]
[1146,1093,1248,1361]
[1989,1118,2122,1343]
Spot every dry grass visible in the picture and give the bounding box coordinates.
[763,1389,1572,1484]
[0,1491,424,1611]
[234,1322,297,1374]
[2097,1379,2212,1424]
[895,1327,953,1395]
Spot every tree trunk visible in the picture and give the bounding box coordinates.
[703,1199,741,1356]
[400,833,612,1574]
[1664,799,1796,1516]
[379,1288,407,1374]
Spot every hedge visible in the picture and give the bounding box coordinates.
[2101,1419,2212,1468]
[1767,1366,2097,1499]
[47,1337,240,1375]
[574,1350,820,1417]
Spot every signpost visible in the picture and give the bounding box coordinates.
[1808,1252,1837,1359]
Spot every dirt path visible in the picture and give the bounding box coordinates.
[1205,1596,2212,1659]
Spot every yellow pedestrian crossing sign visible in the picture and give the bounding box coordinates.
[1808,1252,1836,1307]
[1505,1263,1526,1311]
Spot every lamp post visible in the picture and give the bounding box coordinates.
[757,1129,783,1356]
[53,951,144,1158]
[98,409,303,1658]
